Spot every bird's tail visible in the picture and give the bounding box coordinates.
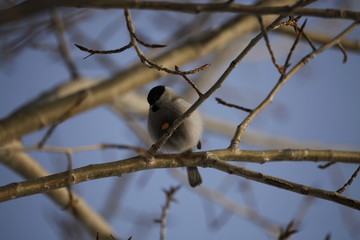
[186,167,202,188]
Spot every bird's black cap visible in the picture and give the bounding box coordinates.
[147,85,165,105]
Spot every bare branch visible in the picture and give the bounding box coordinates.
[337,43,348,63]
[174,65,204,97]
[336,165,360,194]
[229,21,360,149]
[1,148,360,209]
[2,1,360,25]
[203,153,360,210]
[133,35,166,48]
[215,97,252,113]
[50,9,79,79]
[276,27,360,52]
[169,168,281,237]
[176,64,211,75]
[258,16,284,74]
[123,8,209,81]
[283,18,307,70]
[154,186,180,240]
[278,220,298,240]
[1,143,147,157]
[318,161,336,169]
[37,90,89,147]
[75,42,133,59]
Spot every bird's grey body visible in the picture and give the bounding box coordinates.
[147,86,203,187]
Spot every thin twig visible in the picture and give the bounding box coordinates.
[37,90,88,148]
[170,168,281,236]
[0,143,147,156]
[123,8,209,94]
[75,42,133,59]
[278,220,298,240]
[324,233,332,240]
[75,31,166,59]
[318,161,336,169]
[337,42,348,63]
[283,18,307,71]
[51,9,79,79]
[175,65,204,97]
[154,186,180,240]
[215,97,252,113]
[336,165,360,194]
[258,16,284,74]
[124,8,165,70]
[175,64,211,75]
[276,26,360,52]
[133,34,166,48]
[273,15,317,53]
[294,22,316,51]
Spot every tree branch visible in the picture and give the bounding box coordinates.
[1,0,360,25]
[0,140,115,238]
[0,1,286,145]
[229,21,360,149]
[203,153,360,211]
[276,26,360,52]
[154,186,180,240]
[1,148,359,208]
[50,9,80,79]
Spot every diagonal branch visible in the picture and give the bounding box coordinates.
[37,90,88,147]
[258,16,284,74]
[50,9,79,79]
[229,21,360,149]
[336,165,360,194]
[215,97,252,113]
[203,153,360,211]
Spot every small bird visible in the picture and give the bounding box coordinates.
[147,85,203,187]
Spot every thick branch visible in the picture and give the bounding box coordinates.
[205,155,360,211]
[1,0,360,25]
[1,148,359,208]
[0,140,115,238]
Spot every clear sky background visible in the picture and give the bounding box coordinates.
[1,1,360,239]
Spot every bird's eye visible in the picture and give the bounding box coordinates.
[151,104,160,112]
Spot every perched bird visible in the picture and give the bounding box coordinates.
[147,85,203,187]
